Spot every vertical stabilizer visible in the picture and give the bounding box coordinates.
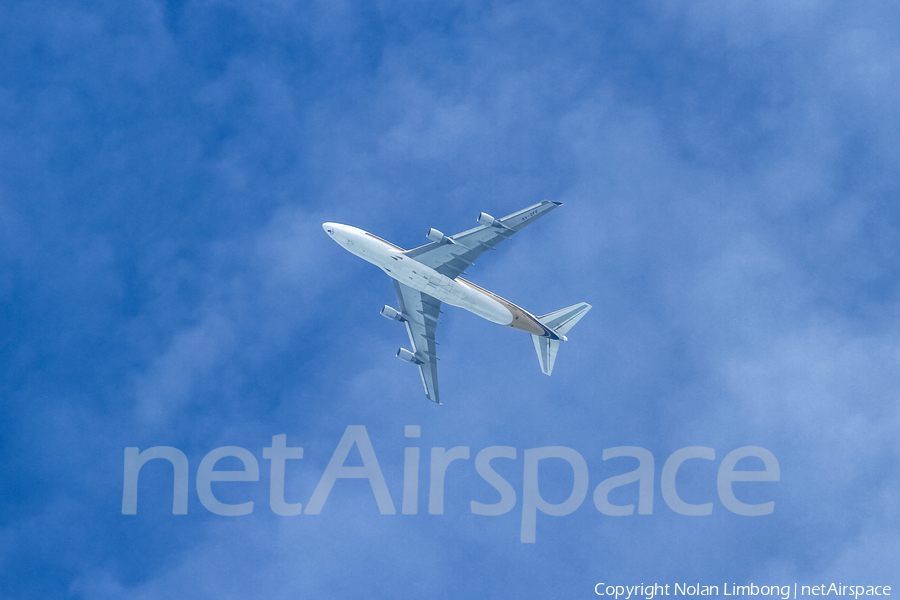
[531,302,591,375]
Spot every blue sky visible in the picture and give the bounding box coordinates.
[2,0,899,598]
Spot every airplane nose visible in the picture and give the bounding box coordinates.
[323,222,336,235]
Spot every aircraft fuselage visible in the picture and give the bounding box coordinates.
[323,223,558,339]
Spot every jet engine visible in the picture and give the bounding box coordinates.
[380,305,405,322]
[477,212,496,227]
[396,348,422,364]
[427,228,449,243]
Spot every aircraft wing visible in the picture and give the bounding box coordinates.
[405,200,562,280]
[392,280,442,403]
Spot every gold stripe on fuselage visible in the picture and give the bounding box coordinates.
[456,278,556,338]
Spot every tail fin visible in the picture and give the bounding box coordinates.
[530,302,591,375]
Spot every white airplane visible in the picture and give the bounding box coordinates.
[323,200,591,404]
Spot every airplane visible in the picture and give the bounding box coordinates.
[323,200,591,404]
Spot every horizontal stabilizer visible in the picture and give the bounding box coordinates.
[537,302,591,337]
[531,302,591,375]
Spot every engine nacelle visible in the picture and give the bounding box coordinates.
[380,305,405,322]
[396,348,422,364]
[477,212,496,227]
[427,228,447,243]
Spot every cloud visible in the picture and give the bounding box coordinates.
[2,0,899,597]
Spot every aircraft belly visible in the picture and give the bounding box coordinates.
[444,283,514,325]
[390,268,439,296]
[455,279,549,336]
[387,263,512,325]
